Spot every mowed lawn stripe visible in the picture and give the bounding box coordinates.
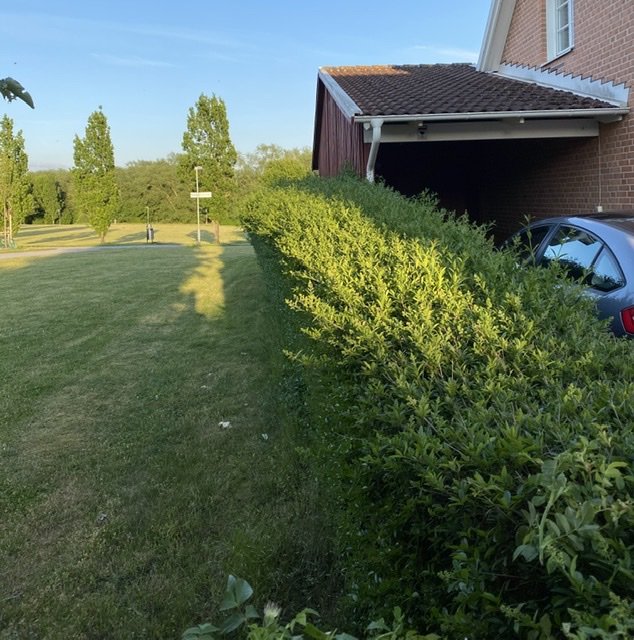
[0,244,304,638]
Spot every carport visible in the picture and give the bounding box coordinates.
[313,63,629,237]
[373,137,599,235]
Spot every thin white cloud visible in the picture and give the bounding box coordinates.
[0,11,253,51]
[410,45,479,63]
[193,51,247,64]
[91,53,177,68]
[117,23,254,51]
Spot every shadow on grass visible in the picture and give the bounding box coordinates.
[107,231,147,244]
[0,242,337,638]
[23,231,97,245]
[14,226,57,237]
[187,228,218,244]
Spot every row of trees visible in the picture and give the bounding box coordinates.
[1,92,312,245]
[21,144,311,228]
[1,115,32,247]
[1,75,33,246]
[0,106,119,246]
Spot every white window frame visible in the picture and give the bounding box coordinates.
[546,0,574,61]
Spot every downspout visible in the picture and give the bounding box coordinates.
[365,118,383,182]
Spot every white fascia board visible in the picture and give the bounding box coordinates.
[318,68,361,120]
[364,119,600,144]
[477,0,517,72]
[498,63,630,107]
[354,108,628,125]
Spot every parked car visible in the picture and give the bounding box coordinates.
[504,213,634,337]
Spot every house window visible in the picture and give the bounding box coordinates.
[547,0,574,61]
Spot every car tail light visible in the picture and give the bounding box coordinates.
[621,307,634,334]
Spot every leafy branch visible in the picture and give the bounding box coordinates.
[0,77,34,109]
[183,576,438,640]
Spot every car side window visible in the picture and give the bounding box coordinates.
[589,248,625,292]
[541,225,602,280]
[513,225,551,262]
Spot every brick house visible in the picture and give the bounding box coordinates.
[312,0,632,237]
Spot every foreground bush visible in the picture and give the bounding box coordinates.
[243,176,634,639]
[184,576,438,640]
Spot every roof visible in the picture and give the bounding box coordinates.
[320,63,619,119]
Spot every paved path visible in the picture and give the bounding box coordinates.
[0,244,182,260]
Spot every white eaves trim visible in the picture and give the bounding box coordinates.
[318,68,360,120]
[477,0,517,72]
[498,63,630,107]
[362,118,601,143]
[354,108,628,125]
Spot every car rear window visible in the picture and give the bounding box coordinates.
[542,226,602,280]
[589,248,626,292]
[541,225,625,292]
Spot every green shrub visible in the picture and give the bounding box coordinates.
[183,575,439,640]
[242,176,634,639]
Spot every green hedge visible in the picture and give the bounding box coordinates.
[242,176,634,639]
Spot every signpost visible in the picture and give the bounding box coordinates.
[190,191,212,245]
[192,166,211,245]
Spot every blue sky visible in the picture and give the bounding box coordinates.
[1,1,492,170]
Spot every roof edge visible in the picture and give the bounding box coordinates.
[497,63,631,107]
[317,68,360,119]
[353,108,629,124]
[312,77,325,171]
[477,0,517,72]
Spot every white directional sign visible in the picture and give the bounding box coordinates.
[190,191,212,198]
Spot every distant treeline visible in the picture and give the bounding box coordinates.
[27,145,312,226]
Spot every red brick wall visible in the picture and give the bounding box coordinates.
[503,0,547,65]
[479,125,634,237]
[503,0,634,86]
[494,0,634,227]
[478,137,603,239]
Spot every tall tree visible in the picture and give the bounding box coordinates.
[30,171,66,223]
[180,94,237,223]
[72,107,119,241]
[0,115,33,246]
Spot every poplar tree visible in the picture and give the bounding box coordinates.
[72,107,119,241]
[0,115,33,247]
[180,94,237,222]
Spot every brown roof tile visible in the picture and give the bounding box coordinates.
[322,63,615,116]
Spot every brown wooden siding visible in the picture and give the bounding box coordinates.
[315,83,368,178]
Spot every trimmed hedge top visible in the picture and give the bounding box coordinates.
[243,176,634,640]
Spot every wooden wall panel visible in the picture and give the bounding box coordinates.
[315,86,368,178]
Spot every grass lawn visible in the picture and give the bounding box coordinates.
[0,243,332,638]
[11,223,248,249]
